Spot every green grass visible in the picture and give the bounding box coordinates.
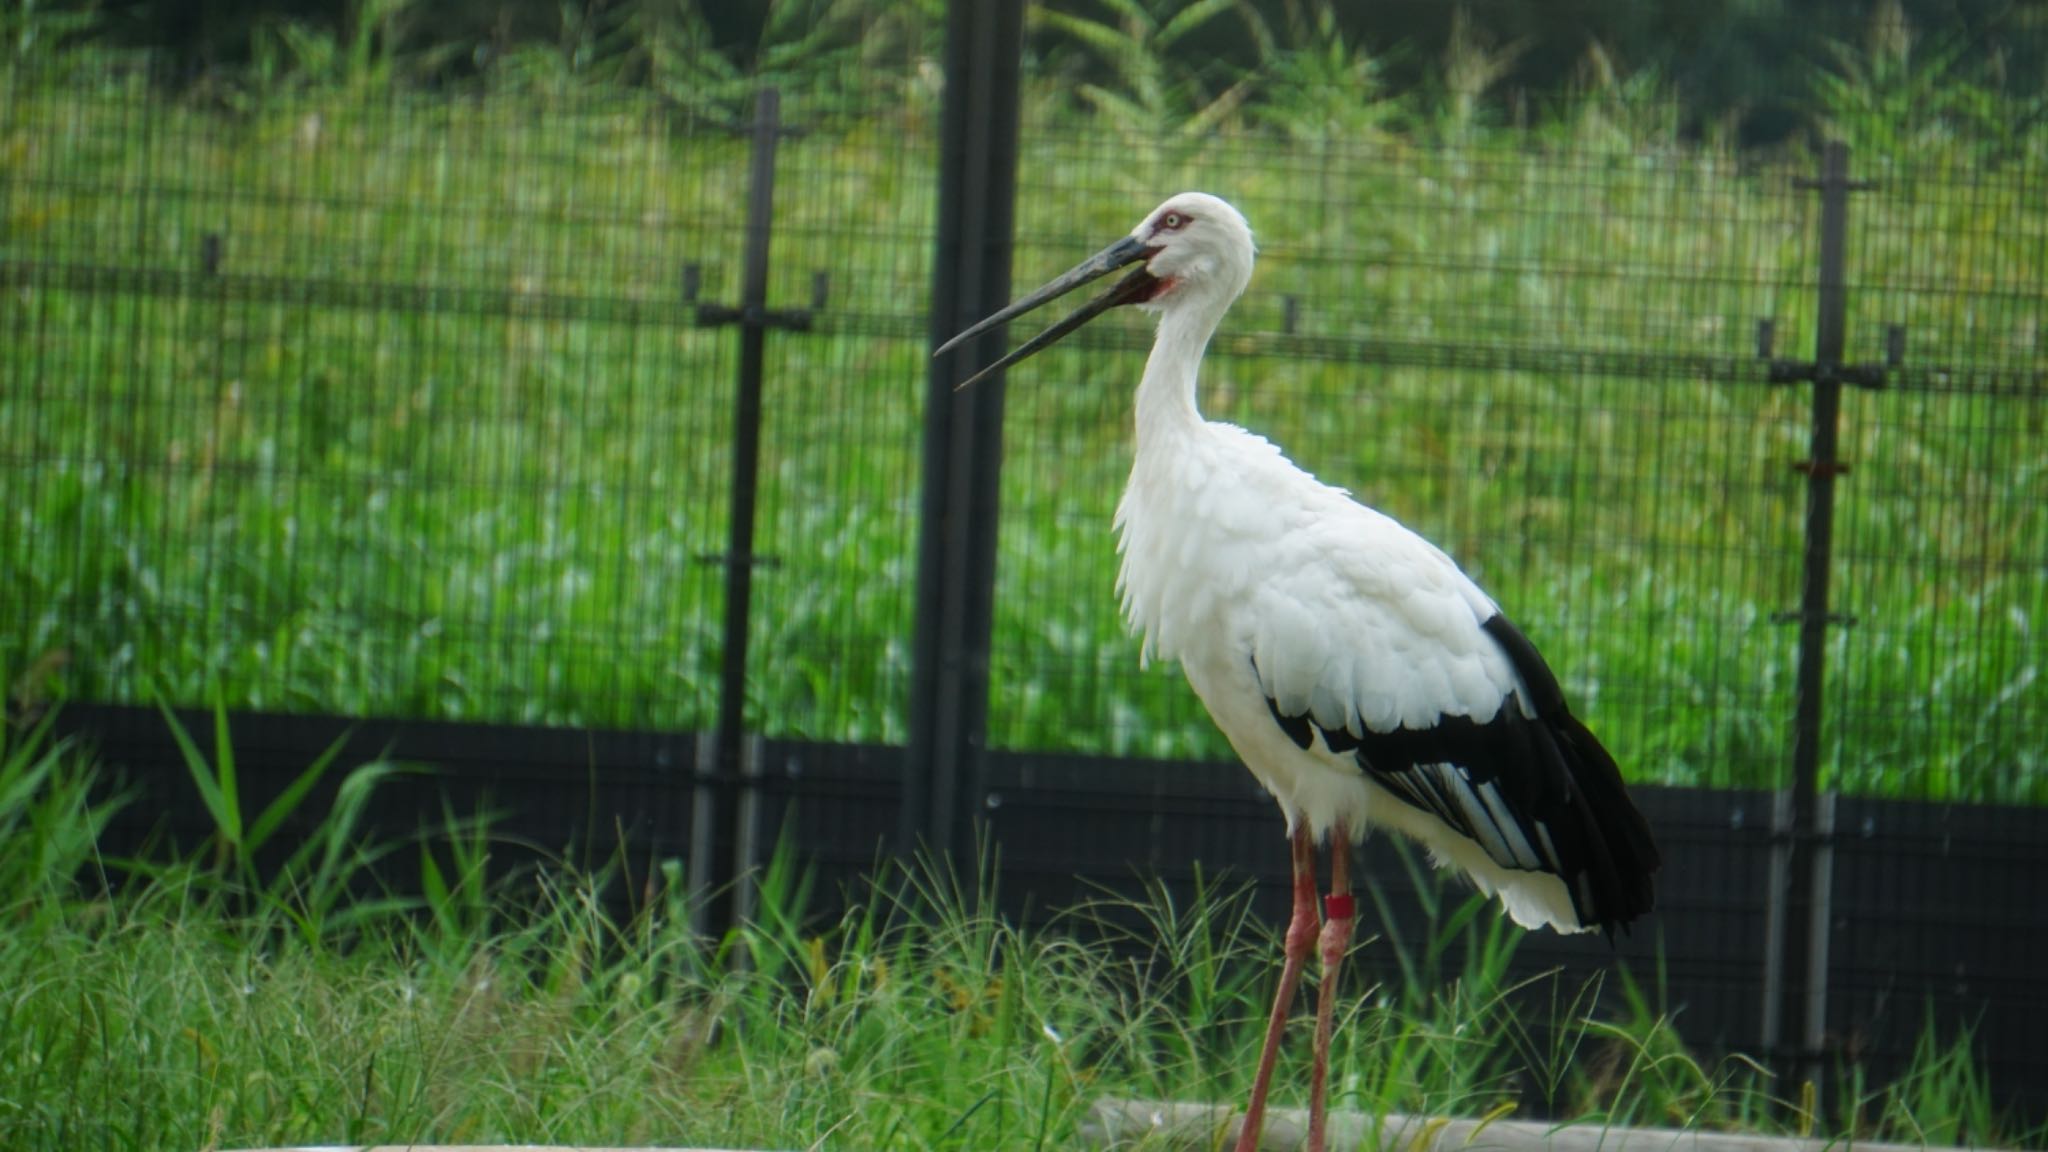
[0,61,2043,802]
[3,720,2038,1151]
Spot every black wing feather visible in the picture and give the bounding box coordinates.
[1261,612,1660,935]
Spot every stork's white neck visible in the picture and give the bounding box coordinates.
[1133,301,1226,455]
[1116,295,1238,667]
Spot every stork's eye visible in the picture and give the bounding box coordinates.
[1159,211,1189,231]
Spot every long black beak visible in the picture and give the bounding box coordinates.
[934,235,1156,389]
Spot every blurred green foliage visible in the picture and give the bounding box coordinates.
[10,0,2046,146]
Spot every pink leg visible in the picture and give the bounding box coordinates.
[1235,827,1317,1152]
[1307,828,1356,1152]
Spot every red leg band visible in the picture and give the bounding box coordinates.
[1324,893,1355,921]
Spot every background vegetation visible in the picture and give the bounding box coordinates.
[15,0,2048,147]
[2,0,2043,802]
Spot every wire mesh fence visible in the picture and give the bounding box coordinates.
[989,131,2045,805]
[1,63,937,740]
[1827,158,2048,802]
[3,62,2043,801]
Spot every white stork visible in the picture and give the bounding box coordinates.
[937,192,1659,1152]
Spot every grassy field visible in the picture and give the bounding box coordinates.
[1,719,2029,1151]
[1,63,2043,801]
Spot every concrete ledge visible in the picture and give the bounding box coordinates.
[1083,1097,2004,1152]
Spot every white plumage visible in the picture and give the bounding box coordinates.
[938,191,1658,1152]
[1110,251,1584,928]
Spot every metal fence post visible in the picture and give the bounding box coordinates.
[1759,140,1885,1113]
[904,0,1028,865]
[689,729,718,938]
[694,88,810,936]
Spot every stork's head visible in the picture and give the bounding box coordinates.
[1129,191,1256,313]
[935,192,1256,388]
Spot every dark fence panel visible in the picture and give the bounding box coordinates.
[56,703,2048,1122]
[1827,796,2048,1106]
[66,703,693,887]
[768,741,2048,1121]
[972,756,1791,1064]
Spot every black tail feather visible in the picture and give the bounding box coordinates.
[1482,613,1660,933]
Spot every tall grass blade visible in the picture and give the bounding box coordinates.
[154,693,241,864]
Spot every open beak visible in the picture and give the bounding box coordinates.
[934,235,1157,389]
